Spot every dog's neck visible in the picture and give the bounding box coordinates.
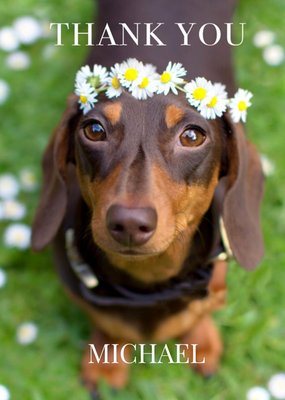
[73,197,219,289]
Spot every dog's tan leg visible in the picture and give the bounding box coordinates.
[179,260,227,377]
[81,329,131,392]
[180,315,223,377]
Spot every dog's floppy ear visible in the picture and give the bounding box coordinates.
[222,114,264,270]
[32,95,80,251]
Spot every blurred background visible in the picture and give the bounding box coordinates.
[0,0,285,399]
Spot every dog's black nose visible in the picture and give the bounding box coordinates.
[106,205,157,246]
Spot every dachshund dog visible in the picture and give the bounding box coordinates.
[32,0,264,395]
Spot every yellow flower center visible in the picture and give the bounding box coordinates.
[193,87,207,101]
[14,232,25,243]
[138,77,149,89]
[111,77,120,89]
[124,68,139,81]
[238,100,247,111]
[160,72,171,84]
[80,95,88,104]
[207,96,218,108]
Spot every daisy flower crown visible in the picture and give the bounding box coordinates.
[74,58,253,123]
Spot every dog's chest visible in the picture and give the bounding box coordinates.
[71,261,226,342]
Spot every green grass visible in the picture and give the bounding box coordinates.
[0,0,285,399]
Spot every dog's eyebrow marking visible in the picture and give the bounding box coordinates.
[165,105,185,128]
[103,102,122,125]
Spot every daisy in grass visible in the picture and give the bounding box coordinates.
[0,27,19,52]
[0,199,26,221]
[246,386,270,400]
[229,88,253,123]
[268,373,285,399]
[0,174,19,200]
[105,63,123,98]
[75,81,97,114]
[6,51,31,70]
[198,83,228,120]
[130,63,159,100]
[157,61,187,95]
[19,169,37,191]
[76,64,108,88]
[118,58,143,89]
[3,223,31,250]
[16,322,38,345]
[13,16,43,45]
[184,77,213,108]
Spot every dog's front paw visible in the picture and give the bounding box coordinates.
[81,330,131,393]
[180,315,223,377]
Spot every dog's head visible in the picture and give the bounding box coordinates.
[32,92,264,271]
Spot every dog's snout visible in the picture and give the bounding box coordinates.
[106,205,157,246]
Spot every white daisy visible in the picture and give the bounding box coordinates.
[0,384,10,400]
[253,30,275,48]
[3,223,31,250]
[263,45,284,66]
[13,16,43,45]
[6,51,31,70]
[156,62,186,95]
[130,63,159,100]
[75,81,97,114]
[268,373,285,399]
[19,169,37,191]
[0,80,10,106]
[0,268,7,288]
[229,88,253,123]
[0,200,26,221]
[118,58,143,89]
[16,322,38,345]
[246,386,270,400]
[198,83,228,119]
[0,174,19,200]
[185,77,213,107]
[105,63,124,98]
[0,27,19,52]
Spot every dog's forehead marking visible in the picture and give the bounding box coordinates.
[165,104,185,128]
[103,102,122,125]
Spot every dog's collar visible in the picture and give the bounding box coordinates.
[65,219,232,308]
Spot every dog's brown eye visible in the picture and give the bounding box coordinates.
[180,128,206,147]
[83,121,106,141]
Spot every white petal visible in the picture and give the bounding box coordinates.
[16,322,38,345]
[268,373,285,399]
[263,45,284,66]
[246,386,270,400]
